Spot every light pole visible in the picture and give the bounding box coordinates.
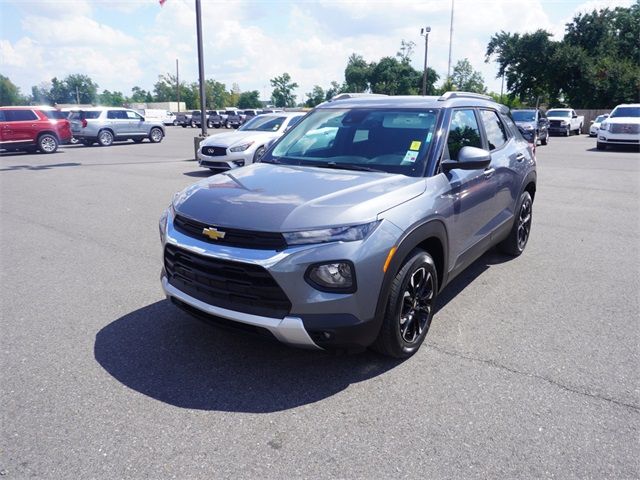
[421,26,431,96]
[195,0,207,136]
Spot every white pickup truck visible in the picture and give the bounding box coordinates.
[546,108,584,136]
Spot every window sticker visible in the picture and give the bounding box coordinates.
[410,140,422,151]
[426,132,433,142]
[403,150,419,163]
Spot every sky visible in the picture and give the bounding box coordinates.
[0,0,633,102]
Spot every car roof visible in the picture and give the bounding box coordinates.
[0,105,52,110]
[317,92,507,113]
[614,103,640,107]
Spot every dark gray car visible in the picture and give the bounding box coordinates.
[159,92,537,358]
[511,109,549,146]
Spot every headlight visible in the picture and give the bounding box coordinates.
[283,221,380,246]
[523,124,534,130]
[560,120,568,125]
[159,203,175,243]
[600,122,610,131]
[306,261,356,293]
[229,141,254,152]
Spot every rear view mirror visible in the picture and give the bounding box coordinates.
[441,146,491,173]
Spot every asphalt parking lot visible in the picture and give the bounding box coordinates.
[1,128,638,479]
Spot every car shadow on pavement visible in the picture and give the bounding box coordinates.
[183,170,212,177]
[0,162,81,171]
[94,300,402,413]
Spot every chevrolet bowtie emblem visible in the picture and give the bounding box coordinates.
[202,227,226,240]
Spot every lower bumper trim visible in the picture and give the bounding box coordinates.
[162,275,321,350]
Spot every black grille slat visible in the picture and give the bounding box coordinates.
[165,244,291,318]
[173,214,287,250]
[202,146,227,156]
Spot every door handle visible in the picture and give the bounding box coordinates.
[516,153,526,162]
[484,167,495,178]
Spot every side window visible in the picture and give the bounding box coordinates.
[6,110,38,121]
[501,113,522,139]
[446,109,482,161]
[480,110,508,151]
[126,111,143,120]
[107,110,123,119]
[0,110,5,122]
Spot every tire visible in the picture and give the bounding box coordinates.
[97,130,114,147]
[577,124,582,135]
[214,125,221,129]
[207,121,213,128]
[541,134,548,146]
[565,127,571,137]
[498,191,533,256]
[173,120,179,126]
[181,124,187,128]
[37,134,58,153]
[149,127,163,143]
[372,249,438,358]
[597,142,606,151]
[253,146,266,163]
[190,120,196,128]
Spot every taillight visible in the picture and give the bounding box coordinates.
[81,119,87,128]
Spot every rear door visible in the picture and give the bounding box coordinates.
[108,110,132,136]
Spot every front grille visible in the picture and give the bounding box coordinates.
[165,244,292,318]
[201,146,227,156]
[173,214,287,250]
[549,120,564,128]
[610,123,640,134]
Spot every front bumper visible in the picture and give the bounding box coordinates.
[549,125,570,134]
[160,210,402,350]
[597,132,640,145]
[197,148,253,170]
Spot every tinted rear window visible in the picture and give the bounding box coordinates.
[42,110,67,120]
[5,110,39,121]
[70,111,101,120]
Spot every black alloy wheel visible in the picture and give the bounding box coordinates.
[372,249,438,358]
[516,195,532,251]
[499,190,533,256]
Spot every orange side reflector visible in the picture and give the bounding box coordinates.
[383,247,397,273]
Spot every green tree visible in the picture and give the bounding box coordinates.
[450,58,487,93]
[0,75,27,105]
[227,83,241,107]
[324,81,345,101]
[64,74,98,104]
[205,79,229,108]
[270,73,298,107]
[304,85,325,107]
[238,90,261,108]
[344,54,371,92]
[130,86,151,103]
[98,89,125,106]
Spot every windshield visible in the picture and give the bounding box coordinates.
[266,108,439,176]
[240,115,286,131]
[610,107,640,118]
[547,110,571,117]
[594,115,608,123]
[511,111,536,122]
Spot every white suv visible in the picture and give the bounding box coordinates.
[597,104,640,150]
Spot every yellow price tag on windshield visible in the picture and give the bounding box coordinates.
[410,141,421,151]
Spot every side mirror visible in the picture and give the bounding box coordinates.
[441,146,491,173]
[572,114,578,118]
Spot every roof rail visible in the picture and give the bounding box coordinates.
[438,91,493,102]
[329,93,388,102]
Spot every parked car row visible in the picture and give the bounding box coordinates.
[0,106,165,153]
[176,108,284,129]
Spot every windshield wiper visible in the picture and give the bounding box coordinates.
[314,162,385,173]
[260,156,282,164]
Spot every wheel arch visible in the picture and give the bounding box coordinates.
[37,130,60,142]
[369,219,450,344]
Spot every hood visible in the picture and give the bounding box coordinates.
[201,130,279,148]
[173,163,426,231]
[604,117,640,125]
[514,120,536,129]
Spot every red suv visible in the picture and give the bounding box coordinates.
[0,106,72,154]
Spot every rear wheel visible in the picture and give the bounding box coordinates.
[149,127,163,143]
[97,130,114,147]
[499,191,532,256]
[37,134,58,153]
[372,250,437,358]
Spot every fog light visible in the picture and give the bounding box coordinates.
[233,160,245,167]
[306,261,356,293]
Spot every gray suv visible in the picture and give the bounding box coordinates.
[159,92,537,358]
[69,107,165,146]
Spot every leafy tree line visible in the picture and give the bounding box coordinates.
[486,2,639,108]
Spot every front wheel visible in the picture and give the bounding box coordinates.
[372,250,437,358]
[565,127,571,137]
[499,191,532,256]
[541,134,548,146]
[253,146,266,163]
[149,127,163,143]
[38,133,58,153]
